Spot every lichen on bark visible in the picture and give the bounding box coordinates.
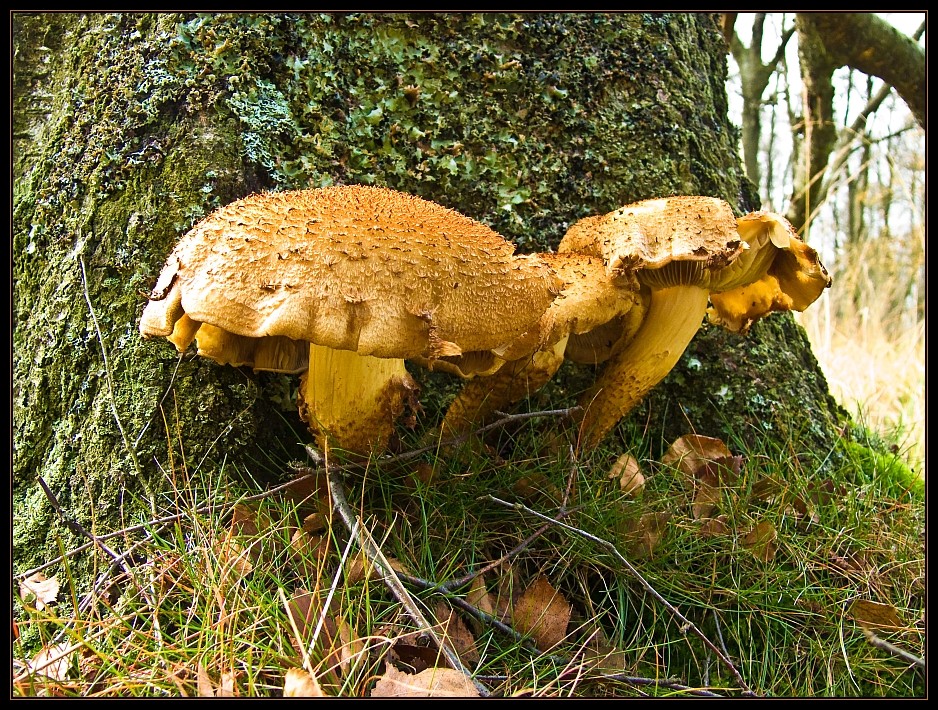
[13,12,846,589]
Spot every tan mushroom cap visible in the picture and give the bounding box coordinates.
[559,195,745,280]
[140,185,560,371]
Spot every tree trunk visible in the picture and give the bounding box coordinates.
[13,12,846,582]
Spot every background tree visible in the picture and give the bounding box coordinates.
[13,12,846,583]
[724,12,925,232]
[723,12,925,466]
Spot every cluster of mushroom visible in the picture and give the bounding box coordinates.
[140,185,830,457]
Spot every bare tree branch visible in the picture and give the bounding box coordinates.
[799,13,925,129]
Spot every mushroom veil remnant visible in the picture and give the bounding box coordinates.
[140,185,560,456]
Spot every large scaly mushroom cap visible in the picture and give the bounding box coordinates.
[140,185,560,455]
[558,196,831,451]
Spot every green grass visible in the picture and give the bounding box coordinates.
[13,413,924,697]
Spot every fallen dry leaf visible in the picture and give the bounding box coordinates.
[465,575,496,635]
[492,563,522,622]
[408,461,437,487]
[214,535,254,583]
[511,576,571,651]
[849,600,904,630]
[283,667,326,697]
[229,503,278,563]
[302,511,329,535]
[285,589,348,686]
[345,554,409,586]
[698,515,730,537]
[608,454,645,497]
[662,434,733,482]
[513,472,564,505]
[692,472,722,520]
[580,627,627,674]
[217,671,238,697]
[389,635,443,674]
[195,664,239,696]
[336,618,364,676]
[288,527,331,579]
[371,663,480,697]
[20,572,60,611]
[742,520,778,562]
[196,663,214,697]
[28,643,73,681]
[466,575,495,617]
[621,511,672,558]
[750,475,786,503]
[433,602,479,665]
[281,469,333,515]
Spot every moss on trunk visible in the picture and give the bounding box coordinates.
[13,12,845,586]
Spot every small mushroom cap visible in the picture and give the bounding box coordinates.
[709,211,832,333]
[140,185,560,369]
[534,253,645,365]
[559,196,744,285]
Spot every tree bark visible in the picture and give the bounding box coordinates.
[798,13,925,129]
[13,12,846,583]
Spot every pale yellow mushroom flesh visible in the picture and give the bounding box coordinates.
[298,343,418,456]
[576,284,709,451]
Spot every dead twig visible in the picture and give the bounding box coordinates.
[584,674,723,697]
[438,443,581,593]
[393,407,581,465]
[483,493,756,696]
[860,626,925,670]
[326,470,491,697]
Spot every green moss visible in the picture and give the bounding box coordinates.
[13,12,854,591]
[842,439,924,499]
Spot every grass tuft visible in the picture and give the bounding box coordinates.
[13,409,924,697]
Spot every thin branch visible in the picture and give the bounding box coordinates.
[860,627,925,670]
[36,475,164,651]
[483,494,756,696]
[386,406,582,466]
[134,351,185,448]
[79,257,145,484]
[435,444,581,593]
[37,477,124,565]
[327,471,491,697]
[395,570,529,644]
[586,674,724,698]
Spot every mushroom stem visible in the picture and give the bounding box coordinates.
[441,335,569,438]
[299,344,418,456]
[576,285,710,451]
